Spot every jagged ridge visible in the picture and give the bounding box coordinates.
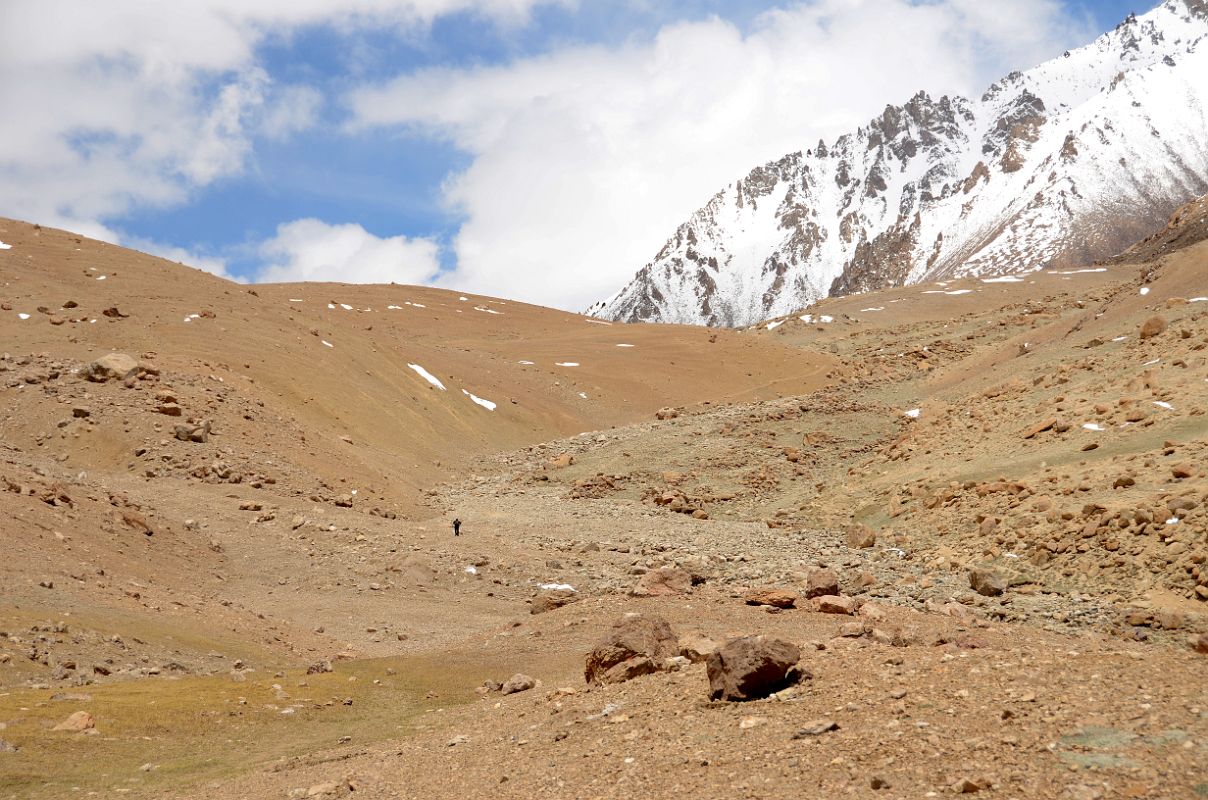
[591,0,1208,327]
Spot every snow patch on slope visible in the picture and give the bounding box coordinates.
[408,363,446,390]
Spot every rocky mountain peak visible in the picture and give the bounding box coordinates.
[591,1,1208,327]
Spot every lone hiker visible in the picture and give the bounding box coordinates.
[452,517,461,536]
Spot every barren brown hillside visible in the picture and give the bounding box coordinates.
[1,211,1206,800]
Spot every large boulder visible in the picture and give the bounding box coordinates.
[743,588,797,608]
[83,353,137,382]
[805,568,840,599]
[631,567,693,597]
[706,636,806,701]
[969,568,1006,597]
[585,613,678,685]
[844,524,877,549]
[1139,315,1167,339]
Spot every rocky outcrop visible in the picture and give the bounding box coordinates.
[1112,192,1208,263]
[531,588,579,614]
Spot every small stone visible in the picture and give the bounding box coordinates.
[1022,418,1057,439]
[951,776,990,794]
[83,353,138,383]
[52,710,95,732]
[501,673,537,695]
[303,780,348,798]
[174,421,211,443]
[792,718,838,737]
[632,567,693,597]
[50,693,91,702]
[814,595,856,615]
[531,589,579,614]
[547,453,575,469]
[678,635,719,664]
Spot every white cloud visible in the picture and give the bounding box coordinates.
[262,86,326,140]
[256,218,441,284]
[0,0,569,231]
[349,0,1094,310]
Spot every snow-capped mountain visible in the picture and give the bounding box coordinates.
[590,0,1208,327]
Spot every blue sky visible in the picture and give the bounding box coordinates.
[117,0,845,267]
[0,0,1161,308]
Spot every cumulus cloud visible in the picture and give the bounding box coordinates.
[350,0,1095,310]
[256,218,441,285]
[0,0,569,232]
